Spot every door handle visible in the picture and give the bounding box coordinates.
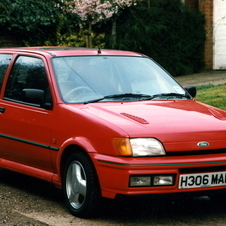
[0,107,5,113]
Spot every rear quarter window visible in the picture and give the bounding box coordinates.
[0,54,12,90]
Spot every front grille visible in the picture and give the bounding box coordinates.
[166,148,226,157]
[180,165,226,174]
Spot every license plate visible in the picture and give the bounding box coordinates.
[179,171,226,189]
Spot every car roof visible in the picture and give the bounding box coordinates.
[0,46,143,57]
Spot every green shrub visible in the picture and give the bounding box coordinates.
[0,0,70,46]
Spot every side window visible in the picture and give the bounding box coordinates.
[4,56,52,107]
[0,54,12,90]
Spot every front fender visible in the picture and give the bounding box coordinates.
[52,136,97,187]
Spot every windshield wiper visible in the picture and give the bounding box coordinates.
[84,92,190,104]
[84,93,152,104]
[149,92,190,100]
[103,93,153,99]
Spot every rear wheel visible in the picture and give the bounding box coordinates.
[63,151,101,218]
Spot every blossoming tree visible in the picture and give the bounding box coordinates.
[66,0,135,47]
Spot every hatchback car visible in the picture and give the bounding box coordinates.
[0,47,226,218]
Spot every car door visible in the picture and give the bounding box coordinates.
[0,53,13,157]
[0,55,54,173]
[0,53,13,97]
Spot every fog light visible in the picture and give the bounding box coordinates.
[153,176,173,186]
[130,176,151,187]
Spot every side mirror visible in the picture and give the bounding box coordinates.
[22,89,53,110]
[185,86,196,98]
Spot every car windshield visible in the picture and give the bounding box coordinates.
[52,56,190,103]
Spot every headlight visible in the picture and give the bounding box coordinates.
[130,138,166,156]
[113,138,166,156]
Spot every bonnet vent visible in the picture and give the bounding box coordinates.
[120,113,149,124]
[208,108,226,120]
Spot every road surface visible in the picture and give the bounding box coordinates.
[1,168,226,226]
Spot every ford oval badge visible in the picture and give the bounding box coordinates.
[197,142,210,147]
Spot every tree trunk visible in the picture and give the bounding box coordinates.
[111,19,117,49]
[148,0,150,8]
[85,21,92,48]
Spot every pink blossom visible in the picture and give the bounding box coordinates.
[66,0,136,24]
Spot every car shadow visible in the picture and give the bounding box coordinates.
[0,168,64,202]
[1,168,226,224]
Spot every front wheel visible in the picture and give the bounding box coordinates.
[63,151,101,218]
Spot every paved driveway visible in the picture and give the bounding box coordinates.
[176,70,226,87]
[1,169,226,226]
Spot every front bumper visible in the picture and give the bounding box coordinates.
[92,153,226,199]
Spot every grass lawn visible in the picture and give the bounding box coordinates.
[195,84,226,110]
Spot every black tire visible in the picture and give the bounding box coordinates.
[63,151,101,218]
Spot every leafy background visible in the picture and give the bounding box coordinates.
[0,0,205,76]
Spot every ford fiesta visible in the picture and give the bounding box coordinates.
[0,47,226,218]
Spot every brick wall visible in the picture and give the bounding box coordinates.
[198,0,213,69]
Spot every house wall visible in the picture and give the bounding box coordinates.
[185,0,226,70]
[213,0,226,69]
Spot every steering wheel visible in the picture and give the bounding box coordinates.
[64,86,94,102]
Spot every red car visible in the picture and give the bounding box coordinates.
[0,47,226,218]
